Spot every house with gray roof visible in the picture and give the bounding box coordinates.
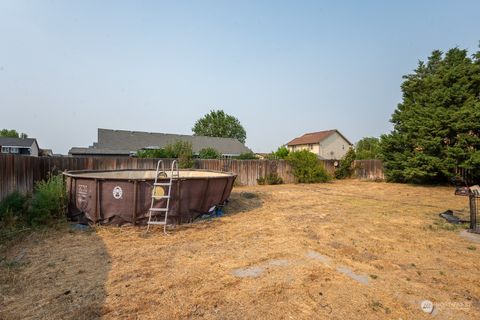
[0,137,40,156]
[69,128,251,157]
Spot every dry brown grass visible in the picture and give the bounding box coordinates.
[1,180,480,319]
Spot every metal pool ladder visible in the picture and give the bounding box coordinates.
[146,160,179,234]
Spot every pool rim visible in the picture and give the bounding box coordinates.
[63,168,237,181]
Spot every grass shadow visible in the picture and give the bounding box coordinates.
[223,190,263,216]
[0,224,110,320]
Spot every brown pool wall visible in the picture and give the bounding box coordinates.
[63,169,237,225]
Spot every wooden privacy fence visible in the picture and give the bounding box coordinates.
[455,167,476,185]
[0,155,296,199]
[353,160,384,180]
[0,155,385,201]
[196,159,296,185]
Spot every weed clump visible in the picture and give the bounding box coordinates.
[257,173,283,185]
[27,174,67,226]
[335,148,356,179]
[0,174,67,242]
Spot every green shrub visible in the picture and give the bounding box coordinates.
[257,173,283,185]
[355,137,382,160]
[164,141,188,157]
[136,148,169,158]
[0,175,68,243]
[0,191,27,218]
[335,148,356,179]
[136,141,194,168]
[198,147,220,159]
[172,147,191,166]
[164,141,194,168]
[274,146,290,159]
[236,152,258,160]
[287,150,331,183]
[27,174,67,226]
[0,192,28,228]
[266,146,290,160]
[179,157,195,169]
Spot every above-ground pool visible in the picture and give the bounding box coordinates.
[63,169,237,225]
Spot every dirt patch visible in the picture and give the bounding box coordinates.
[232,266,264,278]
[459,230,480,244]
[1,180,479,319]
[336,266,369,285]
[306,250,332,266]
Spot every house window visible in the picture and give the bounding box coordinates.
[309,144,313,150]
[10,147,19,154]
[1,147,9,153]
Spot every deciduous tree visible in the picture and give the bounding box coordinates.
[192,110,247,144]
[0,129,27,138]
[355,137,381,160]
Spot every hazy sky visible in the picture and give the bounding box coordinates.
[1,1,479,154]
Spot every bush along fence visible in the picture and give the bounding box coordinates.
[0,154,384,201]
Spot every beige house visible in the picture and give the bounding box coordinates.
[286,130,352,160]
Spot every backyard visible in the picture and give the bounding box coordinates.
[1,180,479,319]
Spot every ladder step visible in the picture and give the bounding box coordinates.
[154,183,171,186]
[152,195,170,199]
[147,221,166,225]
[149,208,168,212]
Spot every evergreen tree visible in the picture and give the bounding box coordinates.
[381,47,480,183]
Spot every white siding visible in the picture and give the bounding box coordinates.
[287,131,351,160]
[287,144,319,154]
[30,141,39,157]
[318,132,350,160]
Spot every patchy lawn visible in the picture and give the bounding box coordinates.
[1,180,479,319]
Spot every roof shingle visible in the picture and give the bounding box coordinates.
[0,137,37,148]
[286,130,352,146]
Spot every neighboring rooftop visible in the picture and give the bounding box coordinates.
[68,147,133,157]
[286,130,352,146]
[0,137,40,156]
[0,137,38,147]
[69,128,252,156]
